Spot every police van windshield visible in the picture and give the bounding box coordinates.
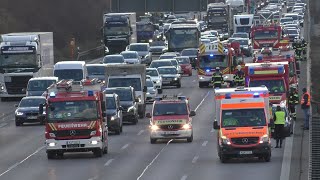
[54,69,83,81]
[27,80,56,91]
[250,79,285,93]
[48,101,98,121]
[221,109,266,127]
[199,55,227,68]
[153,103,188,116]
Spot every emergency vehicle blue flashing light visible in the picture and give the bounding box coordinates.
[278,66,284,74]
[253,92,260,98]
[249,67,254,75]
[257,56,263,61]
[88,90,94,96]
[205,69,210,72]
[286,54,291,59]
[225,93,231,99]
[210,54,214,57]
[49,92,55,98]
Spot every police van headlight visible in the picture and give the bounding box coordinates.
[221,136,231,145]
[259,134,270,143]
[151,125,159,131]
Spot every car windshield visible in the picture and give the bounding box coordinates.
[146,81,153,87]
[27,80,56,91]
[285,15,298,21]
[181,49,197,56]
[221,109,266,127]
[48,101,98,121]
[105,89,133,101]
[150,41,165,46]
[129,45,148,51]
[87,66,105,76]
[170,60,178,67]
[199,55,227,68]
[159,55,176,59]
[146,69,159,76]
[121,53,138,59]
[281,18,293,23]
[108,78,141,91]
[150,61,173,68]
[176,58,190,64]
[103,56,124,63]
[287,29,298,34]
[19,98,45,107]
[158,68,177,74]
[250,79,285,93]
[153,103,188,116]
[106,97,116,109]
[233,33,248,38]
[54,69,83,81]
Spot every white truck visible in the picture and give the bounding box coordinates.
[0,32,54,100]
[233,14,254,34]
[105,64,147,118]
[226,0,245,13]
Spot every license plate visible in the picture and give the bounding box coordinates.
[27,116,37,119]
[67,141,80,148]
[162,131,179,135]
[239,151,253,155]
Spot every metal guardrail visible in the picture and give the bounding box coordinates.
[77,45,104,62]
[310,100,320,180]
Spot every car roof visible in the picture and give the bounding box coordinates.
[182,48,198,51]
[121,51,138,54]
[105,94,118,98]
[29,77,58,81]
[105,54,123,57]
[130,43,149,45]
[86,64,107,67]
[153,59,174,62]
[157,66,176,69]
[175,56,189,59]
[22,96,46,100]
[105,87,132,91]
[146,68,158,70]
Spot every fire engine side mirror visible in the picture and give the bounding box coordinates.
[146,113,152,118]
[39,104,44,115]
[189,111,196,117]
[213,121,220,129]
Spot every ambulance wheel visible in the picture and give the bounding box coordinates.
[219,154,228,163]
[150,138,157,144]
[264,153,271,162]
[93,148,103,157]
[187,134,193,143]
[47,152,56,159]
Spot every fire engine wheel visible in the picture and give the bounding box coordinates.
[47,152,56,159]
[93,148,103,157]
[150,138,157,144]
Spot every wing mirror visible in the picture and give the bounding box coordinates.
[135,98,140,102]
[14,104,18,107]
[189,111,196,117]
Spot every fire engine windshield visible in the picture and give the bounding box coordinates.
[253,30,278,40]
[48,101,99,121]
[250,79,285,93]
[221,109,267,127]
[153,103,188,116]
[199,55,227,68]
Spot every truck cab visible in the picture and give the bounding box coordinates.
[213,87,271,163]
[53,61,87,82]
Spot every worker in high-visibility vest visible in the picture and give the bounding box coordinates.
[301,88,311,130]
[234,65,245,86]
[289,86,299,120]
[212,67,224,88]
[273,105,286,148]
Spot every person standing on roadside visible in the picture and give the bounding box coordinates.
[301,88,311,130]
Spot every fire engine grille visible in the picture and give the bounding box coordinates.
[5,76,32,94]
[159,124,183,130]
[54,129,92,138]
[231,137,259,145]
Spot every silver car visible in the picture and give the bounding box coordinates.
[126,43,152,65]
[121,51,141,64]
[146,79,158,103]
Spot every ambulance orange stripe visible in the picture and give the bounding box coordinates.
[221,103,265,109]
[215,94,269,99]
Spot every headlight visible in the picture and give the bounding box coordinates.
[91,140,98,145]
[183,124,191,129]
[16,111,23,116]
[48,142,56,147]
[90,130,97,136]
[259,134,270,143]
[156,80,161,84]
[221,136,231,145]
[149,39,153,43]
[199,76,204,80]
[174,77,178,81]
[151,125,159,131]
[111,115,117,121]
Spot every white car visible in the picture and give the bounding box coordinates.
[146,68,163,94]
[120,51,141,64]
[146,79,158,103]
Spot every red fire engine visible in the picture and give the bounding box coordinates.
[245,62,289,104]
[40,79,108,159]
[251,24,282,50]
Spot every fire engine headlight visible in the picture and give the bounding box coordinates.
[183,124,191,129]
[48,142,56,147]
[16,111,24,116]
[91,140,98,145]
[151,125,159,131]
[259,134,270,143]
[90,130,97,136]
[221,136,231,145]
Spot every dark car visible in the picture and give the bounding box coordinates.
[104,87,139,124]
[105,93,123,135]
[157,66,181,88]
[15,96,46,126]
[181,48,198,69]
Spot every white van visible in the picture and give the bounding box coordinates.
[26,77,58,96]
[53,61,87,81]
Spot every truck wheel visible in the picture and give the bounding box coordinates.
[150,138,157,144]
[47,152,56,159]
[93,148,103,157]
[187,134,193,143]
[264,153,271,162]
[158,89,163,94]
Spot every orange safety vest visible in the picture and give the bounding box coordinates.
[300,92,311,106]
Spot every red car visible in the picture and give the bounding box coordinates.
[175,56,192,76]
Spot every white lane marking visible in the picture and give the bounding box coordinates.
[88,175,99,180]
[181,175,188,180]
[280,123,294,180]
[192,80,196,82]
[202,141,208,147]
[195,91,210,112]
[137,139,173,180]
[192,156,199,163]
[104,159,114,166]
[0,146,44,177]
[0,123,8,128]
[210,128,214,133]
[121,143,130,150]
[178,92,182,95]
[137,130,144,136]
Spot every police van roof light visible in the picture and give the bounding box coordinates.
[206,69,210,72]
[88,90,94,96]
[210,54,214,57]
[49,92,56,98]
[253,92,260,98]
[249,67,254,75]
[278,66,284,74]
[225,93,231,99]
[286,54,291,59]
[257,56,263,61]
